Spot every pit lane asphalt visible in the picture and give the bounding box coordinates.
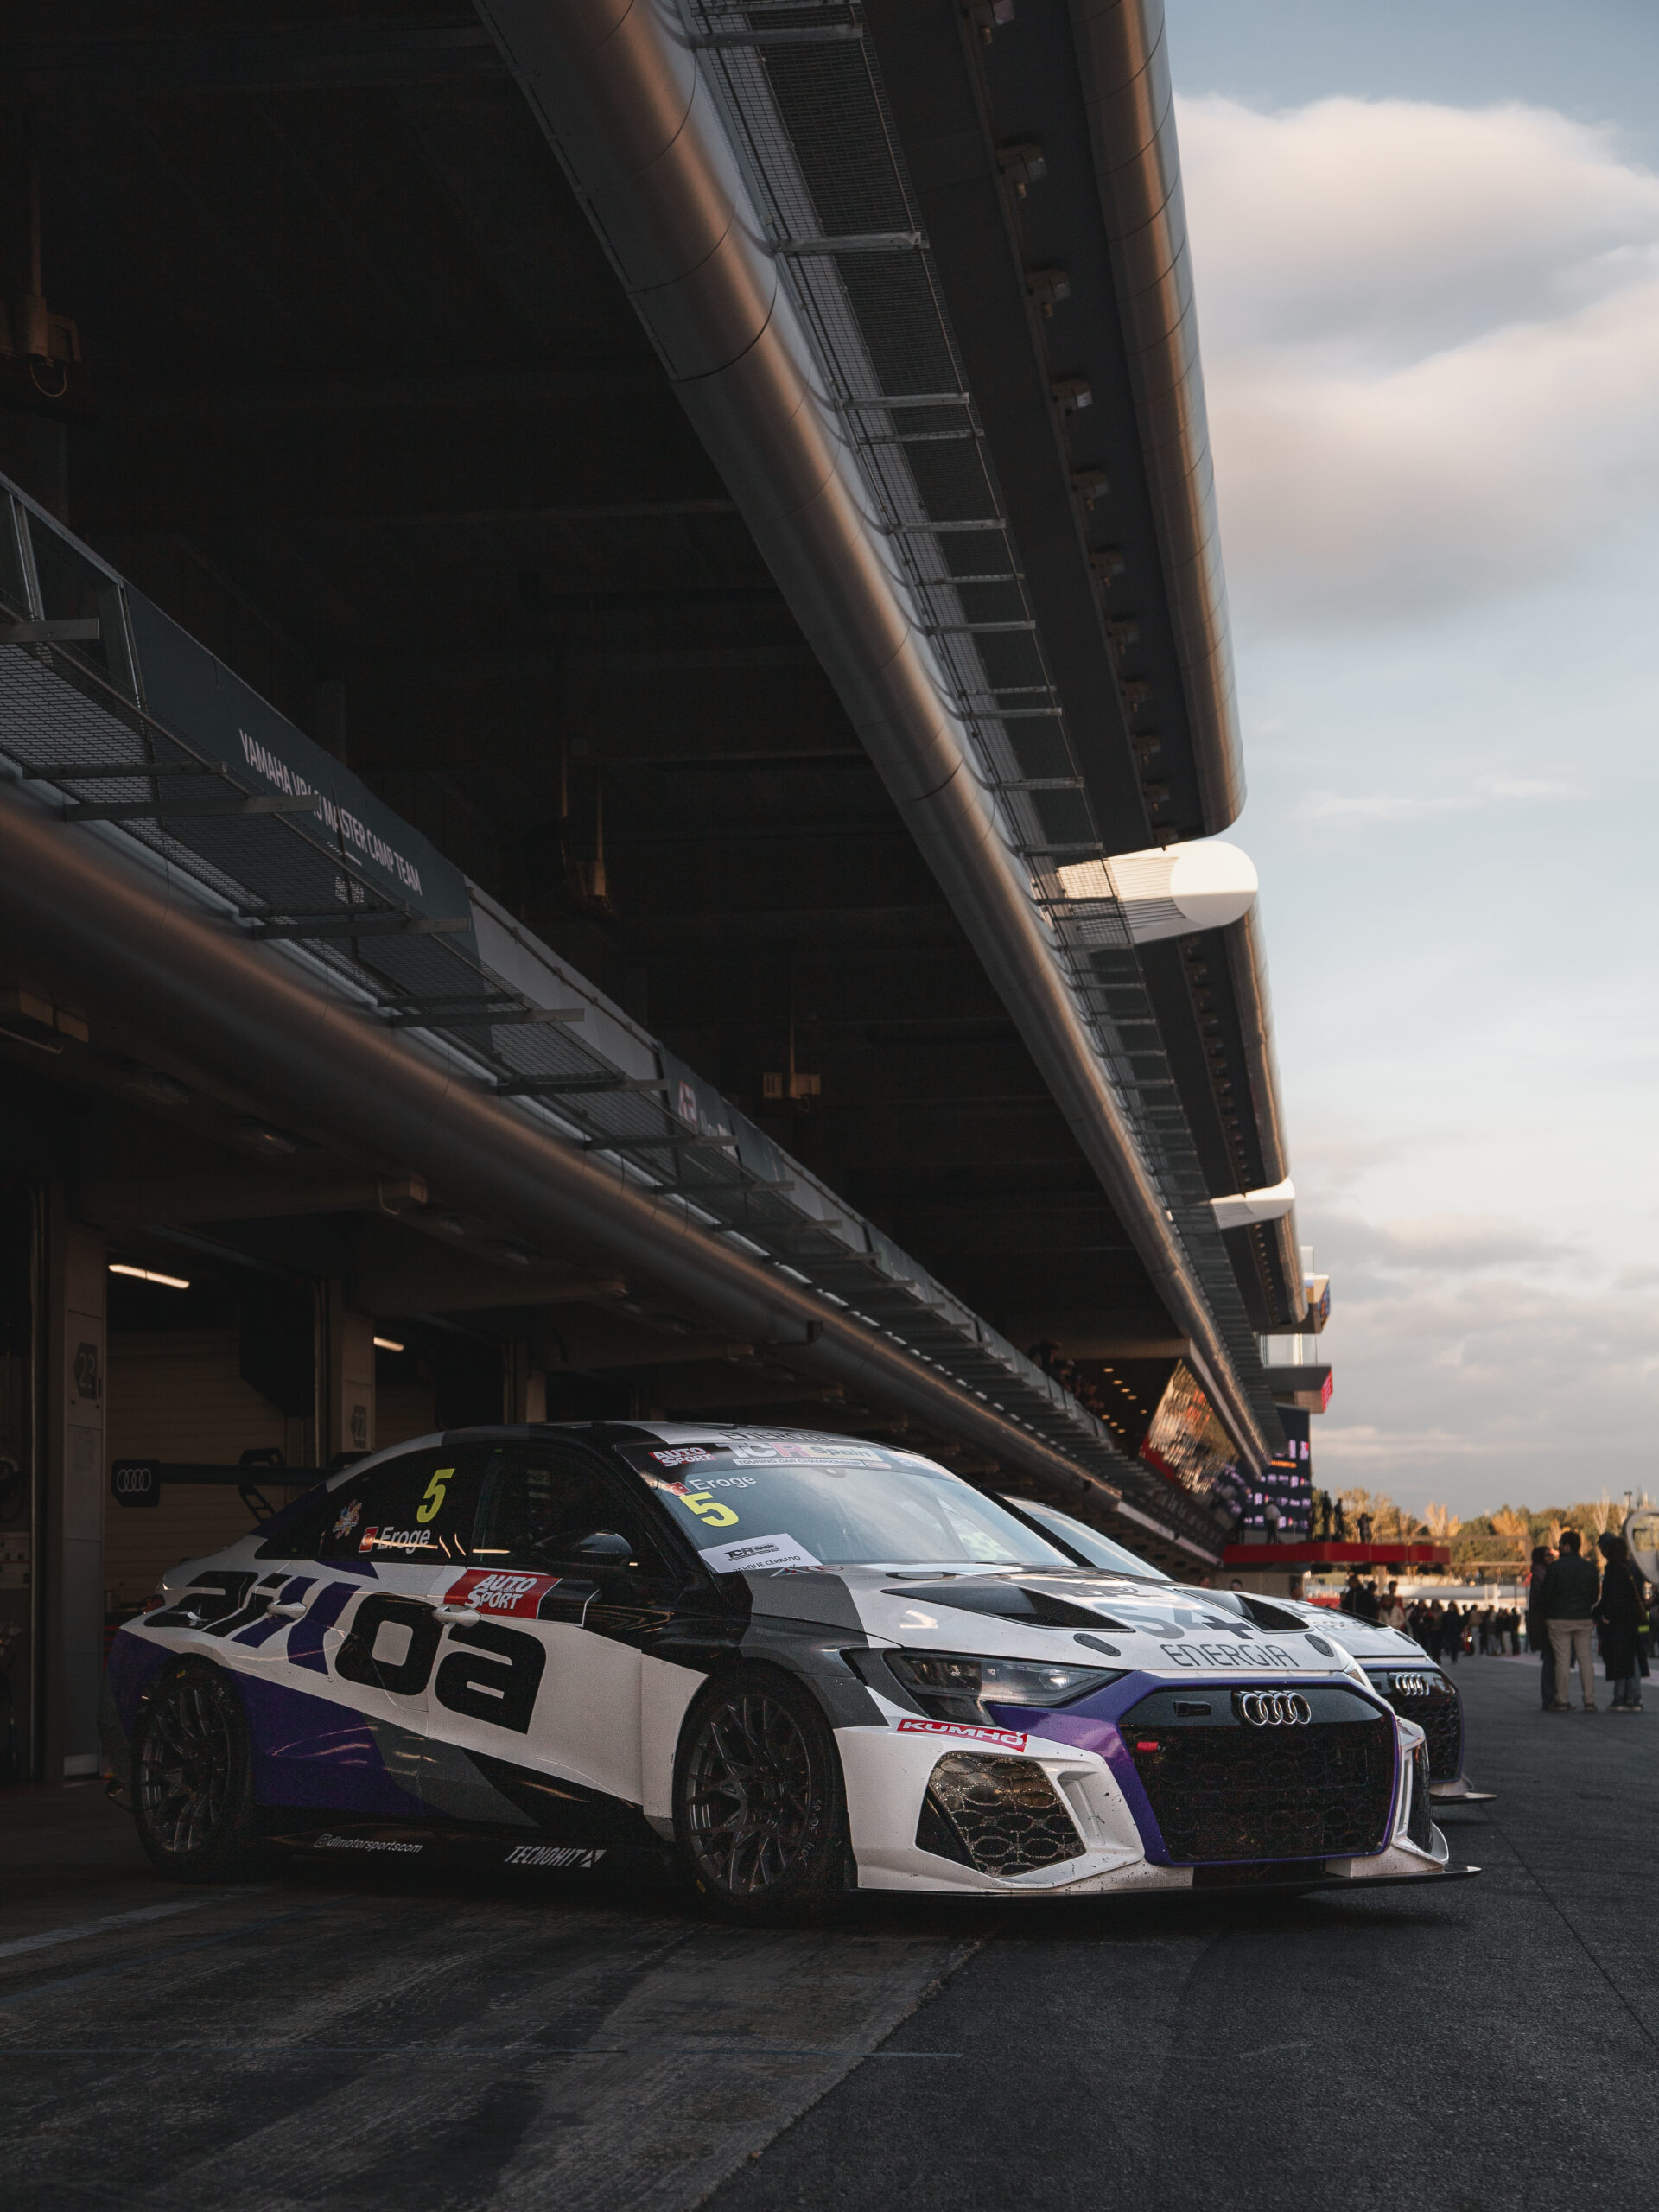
[0,1657,1651,2212]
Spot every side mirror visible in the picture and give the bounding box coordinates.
[573,1529,635,1566]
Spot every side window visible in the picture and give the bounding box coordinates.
[470,1445,673,1577]
[308,1449,480,1564]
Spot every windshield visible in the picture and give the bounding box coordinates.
[1005,1497,1172,1581]
[626,1440,1074,1571]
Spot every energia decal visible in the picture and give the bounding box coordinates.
[1159,1642,1299,1670]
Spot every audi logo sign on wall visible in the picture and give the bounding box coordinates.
[111,1461,161,1508]
[1234,1689,1313,1727]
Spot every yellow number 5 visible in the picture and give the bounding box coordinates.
[416,1466,454,1525]
[683,1491,739,1529]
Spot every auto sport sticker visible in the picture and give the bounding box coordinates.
[697,1533,823,1574]
[650,1446,722,1469]
[442,1569,562,1618]
[897,1719,1029,1751]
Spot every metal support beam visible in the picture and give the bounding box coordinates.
[245,913,472,942]
[2,620,101,644]
[382,1004,582,1028]
[776,232,920,253]
[12,761,228,780]
[60,793,320,823]
[493,1074,668,1096]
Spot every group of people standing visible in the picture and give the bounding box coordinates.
[1333,1531,1650,1712]
[1527,1530,1649,1713]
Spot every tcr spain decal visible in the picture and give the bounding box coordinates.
[897,1719,1029,1751]
[698,1534,822,1574]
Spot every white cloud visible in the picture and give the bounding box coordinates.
[1179,93,1659,621]
[1302,1213,1659,1512]
[1295,774,1578,824]
[1344,1212,1576,1273]
[1175,87,1659,1516]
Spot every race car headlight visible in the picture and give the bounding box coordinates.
[882,1649,1122,1722]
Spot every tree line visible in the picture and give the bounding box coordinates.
[1312,1487,1637,1566]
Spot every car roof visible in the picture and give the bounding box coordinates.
[433,1421,905,1448]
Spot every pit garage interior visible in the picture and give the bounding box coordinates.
[0,0,1325,1784]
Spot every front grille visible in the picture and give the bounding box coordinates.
[1118,1685,1395,1864]
[916,1752,1084,1877]
[1192,1859,1326,1889]
[1367,1669,1462,1782]
[1406,1746,1433,1851]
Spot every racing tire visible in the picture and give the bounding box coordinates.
[131,1660,275,1883]
[673,1665,849,1926]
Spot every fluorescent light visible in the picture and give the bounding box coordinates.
[109,1263,190,1291]
[373,1336,405,1353]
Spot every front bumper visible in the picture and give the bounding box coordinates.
[836,1695,1465,1897]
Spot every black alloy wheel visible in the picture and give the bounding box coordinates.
[674,1665,848,1924]
[132,1661,272,1881]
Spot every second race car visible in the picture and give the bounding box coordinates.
[1007,1494,1494,1807]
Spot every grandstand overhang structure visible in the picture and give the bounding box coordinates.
[0,0,1321,1776]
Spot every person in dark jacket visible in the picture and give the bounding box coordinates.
[1540,1530,1602,1711]
[1595,1533,1643,1712]
[1440,1599,1462,1664]
[1527,1545,1557,1707]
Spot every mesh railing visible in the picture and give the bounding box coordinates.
[0,482,1240,1540]
[683,0,1281,1452]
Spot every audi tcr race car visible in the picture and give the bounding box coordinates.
[1012,1495,1493,1809]
[101,1425,1474,1922]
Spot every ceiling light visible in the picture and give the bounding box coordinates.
[229,1119,298,1156]
[112,1063,191,1109]
[109,1263,190,1290]
[373,1336,405,1353]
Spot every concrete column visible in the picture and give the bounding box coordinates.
[504,1339,543,1424]
[327,1299,376,1462]
[46,1211,105,1778]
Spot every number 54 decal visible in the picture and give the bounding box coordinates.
[415,1466,454,1525]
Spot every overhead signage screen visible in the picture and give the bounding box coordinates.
[1140,1363,1244,1524]
[125,589,474,933]
[1239,1406,1313,1541]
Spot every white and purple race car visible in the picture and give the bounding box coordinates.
[1011,1496,1493,1808]
[102,1425,1472,1920]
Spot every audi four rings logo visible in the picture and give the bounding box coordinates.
[1235,1690,1313,1726]
[1390,1674,1431,1698]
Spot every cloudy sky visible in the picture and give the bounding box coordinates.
[1166,2,1659,1515]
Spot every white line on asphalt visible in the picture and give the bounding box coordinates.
[0,1891,264,1962]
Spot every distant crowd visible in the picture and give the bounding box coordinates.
[1334,1529,1652,1713]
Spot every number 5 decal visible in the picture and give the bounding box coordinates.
[416,1465,454,1525]
[683,1490,739,1529]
